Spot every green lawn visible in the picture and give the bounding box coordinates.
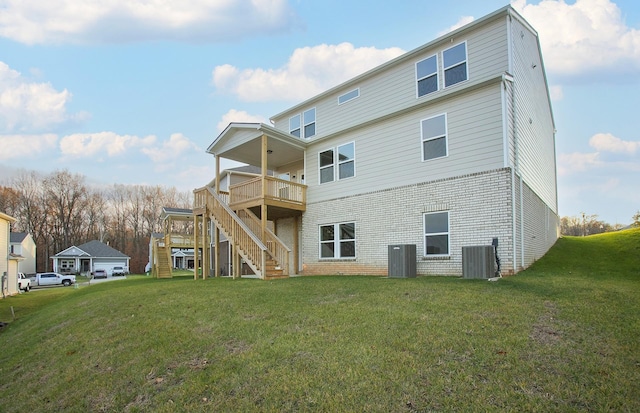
[1,229,638,412]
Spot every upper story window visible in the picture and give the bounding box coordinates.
[416,54,438,97]
[443,42,467,87]
[319,142,356,184]
[338,88,360,105]
[303,108,316,138]
[289,114,301,137]
[289,108,317,139]
[421,114,447,161]
[424,211,449,256]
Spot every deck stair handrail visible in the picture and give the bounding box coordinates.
[205,187,269,278]
[237,209,290,275]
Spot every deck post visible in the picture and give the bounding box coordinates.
[201,215,208,279]
[214,154,221,278]
[193,214,199,280]
[261,134,268,245]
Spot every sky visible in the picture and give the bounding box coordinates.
[0,0,638,225]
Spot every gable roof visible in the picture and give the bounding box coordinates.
[10,232,28,243]
[55,240,129,258]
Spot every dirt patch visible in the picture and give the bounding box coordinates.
[530,301,562,346]
[224,339,251,355]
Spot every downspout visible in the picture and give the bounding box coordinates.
[506,13,518,274]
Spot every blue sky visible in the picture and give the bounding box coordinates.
[0,0,638,225]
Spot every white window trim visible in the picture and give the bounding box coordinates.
[319,221,357,260]
[423,211,450,257]
[338,88,360,105]
[443,41,468,88]
[415,53,439,98]
[420,113,448,162]
[318,141,356,184]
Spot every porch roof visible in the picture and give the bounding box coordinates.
[207,123,307,169]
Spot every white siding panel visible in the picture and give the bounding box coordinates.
[272,18,509,142]
[306,84,505,203]
[510,18,557,213]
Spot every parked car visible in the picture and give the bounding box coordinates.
[93,269,108,279]
[33,272,76,287]
[111,266,126,276]
[18,273,31,292]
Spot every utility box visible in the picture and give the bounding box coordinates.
[462,246,496,279]
[388,244,416,278]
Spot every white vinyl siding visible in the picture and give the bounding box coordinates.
[306,85,504,203]
[270,18,508,139]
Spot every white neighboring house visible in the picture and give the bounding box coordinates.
[193,5,559,279]
[10,232,36,275]
[1,212,23,298]
[53,240,130,276]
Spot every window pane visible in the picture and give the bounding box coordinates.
[339,161,354,179]
[289,115,300,131]
[422,115,446,139]
[320,225,334,241]
[445,63,467,86]
[423,137,446,160]
[291,128,301,138]
[321,242,335,258]
[418,75,437,96]
[304,123,315,138]
[443,43,466,68]
[339,89,359,104]
[426,235,449,255]
[340,241,356,257]
[303,108,315,124]
[320,166,334,183]
[339,223,355,240]
[425,212,448,233]
[338,143,354,160]
[416,56,437,79]
[320,150,334,167]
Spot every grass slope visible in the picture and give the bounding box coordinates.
[1,229,638,412]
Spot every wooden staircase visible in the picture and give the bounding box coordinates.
[200,187,290,279]
[154,242,173,278]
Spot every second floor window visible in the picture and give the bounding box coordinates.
[319,142,355,184]
[421,114,447,161]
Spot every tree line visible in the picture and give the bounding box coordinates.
[560,211,639,237]
[0,169,193,274]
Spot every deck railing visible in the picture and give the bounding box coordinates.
[229,176,306,207]
[237,209,290,275]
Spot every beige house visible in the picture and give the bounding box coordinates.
[188,5,558,279]
[10,232,36,275]
[1,212,22,298]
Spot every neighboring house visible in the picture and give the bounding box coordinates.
[10,232,36,275]
[191,5,558,279]
[1,212,22,298]
[53,240,130,276]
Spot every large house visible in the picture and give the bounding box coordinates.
[189,5,558,279]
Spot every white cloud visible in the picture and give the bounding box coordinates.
[438,16,475,36]
[212,42,405,102]
[557,151,601,175]
[511,0,640,76]
[217,109,268,132]
[0,134,58,160]
[0,0,298,45]
[0,62,86,132]
[141,133,200,164]
[59,131,155,159]
[589,133,640,154]
[548,85,563,101]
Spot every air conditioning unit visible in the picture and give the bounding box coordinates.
[462,246,496,279]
